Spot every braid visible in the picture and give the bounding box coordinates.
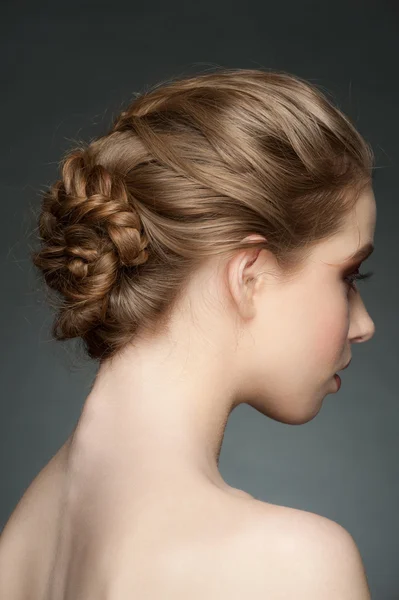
[32,148,149,337]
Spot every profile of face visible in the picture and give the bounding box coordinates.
[92,185,376,443]
[228,186,377,424]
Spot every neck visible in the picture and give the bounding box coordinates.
[68,329,241,493]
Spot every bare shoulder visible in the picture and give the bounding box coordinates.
[104,493,371,600]
[245,501,372,599]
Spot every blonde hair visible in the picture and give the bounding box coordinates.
[31,67,374,361]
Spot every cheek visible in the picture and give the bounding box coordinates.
[311,291,349,364]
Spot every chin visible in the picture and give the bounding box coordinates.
[249,396,324,425]
[288,406,322,425]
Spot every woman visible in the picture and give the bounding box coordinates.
[0,68,376,598]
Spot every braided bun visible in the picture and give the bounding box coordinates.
[32,146,149,346]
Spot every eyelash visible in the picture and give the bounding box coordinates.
[344,268,374,292]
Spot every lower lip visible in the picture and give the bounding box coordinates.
[334,374,341,390]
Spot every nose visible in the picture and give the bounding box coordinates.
[349,295,375,344]
[360,319,375,343]
[350,313,375,344]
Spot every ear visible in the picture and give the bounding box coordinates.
[227,234,267,320]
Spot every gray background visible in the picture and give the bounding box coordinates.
[1,1,398,597]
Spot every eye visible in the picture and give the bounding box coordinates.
[344,267,374,292]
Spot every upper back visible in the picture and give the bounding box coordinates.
[0,443,371,600]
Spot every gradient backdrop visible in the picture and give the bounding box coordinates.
[1,1,398,597]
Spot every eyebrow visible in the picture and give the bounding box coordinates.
[346,241,374,263]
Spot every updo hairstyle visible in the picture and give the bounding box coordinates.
[31,68,374,361]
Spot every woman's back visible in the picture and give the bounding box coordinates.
[0,437,277,600]
[0,435,372,600]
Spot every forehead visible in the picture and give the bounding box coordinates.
[313,186,377,266]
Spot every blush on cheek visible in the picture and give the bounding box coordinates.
[313,307,347,368]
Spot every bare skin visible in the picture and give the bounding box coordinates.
[0,435,315,599]
[0,186,376,599]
